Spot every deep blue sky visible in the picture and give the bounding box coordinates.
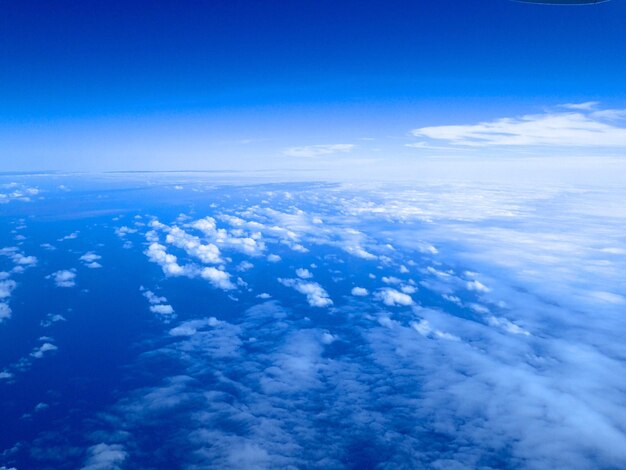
[1,0,625,171]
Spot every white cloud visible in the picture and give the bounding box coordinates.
[411,105,626,148]
[150,304,175,316]
[466,279,491,293]
[189,216,266,256]
[236,261,254,272]
[80,252,101,263]
[142,289,167,305]
[200,267,235,290]
[85,262,102,269]
[410,319,459,341]
[115,226,138,237]
[374,288,413,306]
[279,278,333,307]
[0,371,13,380]
[30,342,58,358]
[49,270,77,288]
[351,287,368,296]
[560,101,599,111]
[283,144,355,158]
[295,268,313,279]
[165,227,222,264]
[267,254,281,263]
[0,303,11,321]
[58,231,79,241]
[169,317,220,337]
[0,280,16,299]
[145,242,186,276]
[82,443,127,470]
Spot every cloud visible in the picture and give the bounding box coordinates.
[0,371,13,380]
[0,303,11,321]
[30,342,58,358]
[142,289,167,305]
[150,304,175,316]
[282,144,355,158]
[560,101,599,111]
[374,288,414,306]
[411,105,626,148]
[466,279,491,293]
[80,252,102,269]
[48,270,77,288]
[200,267,235,290]
[351,287,368,296]
[81,443,127,470]
[165,227,222,264]
[279,278,333,307]
[58,231,79,241]
[295,268,313,279]
[0,279,17,299]
[0,247,38,268]
[145,242,186,276]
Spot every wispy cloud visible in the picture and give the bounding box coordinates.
[282,144,355,157]
[411,104,626,148]
[559,101,600,111]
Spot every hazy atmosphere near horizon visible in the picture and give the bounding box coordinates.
[2,1,626,469]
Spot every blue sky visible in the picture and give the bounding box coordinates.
[1,0,626,171]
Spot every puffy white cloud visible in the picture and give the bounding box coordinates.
[0,183,40,204]
[282,144,355,158]
[142,288,167,305]
[115,226,138,237]
[80,252,101,263]
[0,247,37,268]
[80,252,103,269]
[466,279,491,293]
[201,267,235,290]
[48,270,76,288]
[0,280,16,299]
[374,288,413,306]
[189,216,266,256]
[267,254,281,263]
[165,227,222,264]
[279,278,333,307]
[295,268,313,279]
[150,304,175,316]
[351,287,368,296]
[145,243,186,276]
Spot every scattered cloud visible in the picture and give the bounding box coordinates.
[48,270,77,288]
[80,252,102,269]
[374,288,413,306]
[283,144,355,158]
[351,287,369,296]
[279,278,333,307]
[295,268,313,279]
[81,443,127,470]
